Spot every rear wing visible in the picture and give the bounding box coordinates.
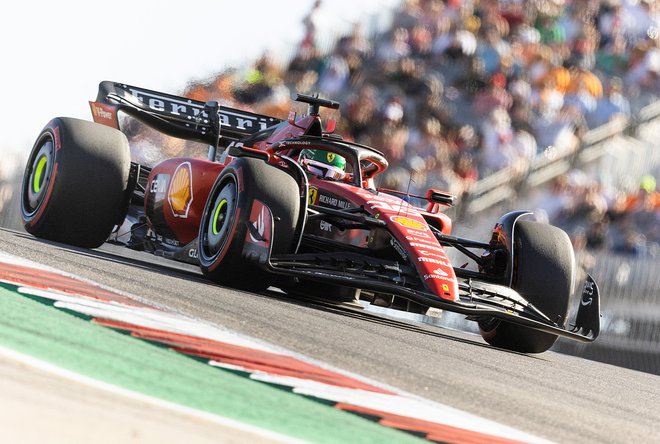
[90,81,283,145]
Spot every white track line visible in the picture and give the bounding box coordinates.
[0,345,306,444]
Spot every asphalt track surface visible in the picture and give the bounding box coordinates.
[2,228,659,443]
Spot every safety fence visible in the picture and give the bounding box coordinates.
[554,254,660,375]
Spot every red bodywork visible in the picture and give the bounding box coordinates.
[145,158,223,246]
[70,83,600,349]
[258,114,458,301]
[92,100,459,301]
[305,179,459,301]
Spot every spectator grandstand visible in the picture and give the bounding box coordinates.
[125,0,660,260]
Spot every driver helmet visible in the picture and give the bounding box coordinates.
[299,149,346,180]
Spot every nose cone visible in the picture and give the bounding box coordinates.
[353,188,459,301]
[385,212,458,301]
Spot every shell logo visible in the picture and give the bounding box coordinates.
[169,162,193,218]
[390,215,426,230]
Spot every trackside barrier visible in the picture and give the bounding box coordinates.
[554,254,660,375]
[0,154,25,231]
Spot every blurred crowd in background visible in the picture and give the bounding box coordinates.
[178,0,660,258]
[529,171,660,265]
[3,0,660,257]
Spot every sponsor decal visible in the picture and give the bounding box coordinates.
[279,140,313,147]
[319,220,333,232]
[419,250,443,258]
[434,258,451,267]
[149,174,169,201]
[414,250,450,266]
[391,216,426,230]
[89,102,119,129]
[93,105,112,120]
[390,238,407,260]
[422,263,455,283]
[318,193,351,209]
[357,188,400,203]
[163,237,180,247]
[423,271,455,283]
[364,192,415,211]
[405,228,432,238]
[365,201,415,214]
[188,248,198,259]
[245,199,272,250]
[222,111,269,131]
[127,86,277,131]
[581,280,595,306]
[366,200,397,212]
[125,89,177,114]
[308,186,318,205]
[492,223,507,245]
[409,242,444,252]
[406,236,436,244]
[169,162,193,218]
[249,203,268,244]
[418,256,450,265]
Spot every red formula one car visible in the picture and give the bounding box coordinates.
[21,81,600,353]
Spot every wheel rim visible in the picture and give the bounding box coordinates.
[202,180,237,259]
[23,136,55,216]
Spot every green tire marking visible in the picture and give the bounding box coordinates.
[0,285,424,444]
[212,198,227,235]
[33,155,48,194]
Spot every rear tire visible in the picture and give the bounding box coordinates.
[479,221,575,353]
[198,157,300,291]
[21,117,131,248]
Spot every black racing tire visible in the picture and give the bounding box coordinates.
[198,157,300,291]
[21,117,131,248]
[479,221,575,353]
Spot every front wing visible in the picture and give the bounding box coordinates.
[265,251,600,344]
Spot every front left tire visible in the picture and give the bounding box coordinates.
[198,157,300,291]
[479,221,575,353]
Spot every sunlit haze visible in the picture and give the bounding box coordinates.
[0,0,399,153]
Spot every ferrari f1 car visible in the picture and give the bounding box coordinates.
[21,81,600,353]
